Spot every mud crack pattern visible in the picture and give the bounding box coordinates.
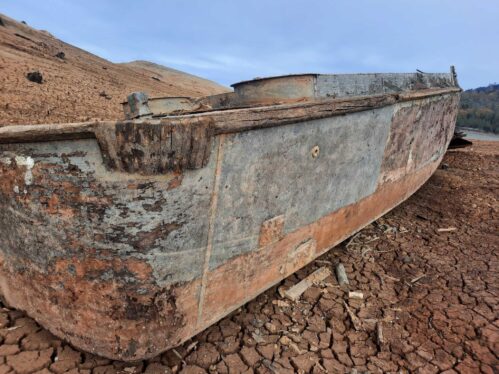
[0,141,497,373]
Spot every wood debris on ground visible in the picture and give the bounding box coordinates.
[343,300,363,331]
[335,262,350,288]
[437,227,457,232]
[283,267,331,301]
[348,291,364,299]
[376,321,385,348]
[410,274,426,284]
[272,299,290,308]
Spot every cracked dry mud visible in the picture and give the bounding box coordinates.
[0,141,497,373]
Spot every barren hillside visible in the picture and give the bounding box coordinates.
[0,13,229,126]
[121,60,229,96]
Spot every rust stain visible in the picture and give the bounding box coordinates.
[132,222,182,251]
[0,252,199,361]
[167,173,183,190]
[0,158,29,196]
[200,158,441,326]
[258,214,285,247]
[279,238,316,276]
[46,194,59,214]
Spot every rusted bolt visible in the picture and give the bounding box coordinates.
[311,145,320,158]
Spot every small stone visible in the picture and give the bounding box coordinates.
[279,336,291,346]
[26,71,43,84]
[264,322,277,334]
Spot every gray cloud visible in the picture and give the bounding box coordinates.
[2,0,498,88]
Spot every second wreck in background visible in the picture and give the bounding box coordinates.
[0,68,460,360]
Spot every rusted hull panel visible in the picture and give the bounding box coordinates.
[0,84,459,360]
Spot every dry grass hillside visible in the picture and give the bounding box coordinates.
[120,60,229,97]
[0,13,229,126]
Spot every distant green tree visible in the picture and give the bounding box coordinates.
[457,84,499,133]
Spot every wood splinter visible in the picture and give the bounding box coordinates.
[348,291,364,299]
[410,274,426,284]
[376,322,385,348]
[283,267,331,302]
[335,263,350,289]
[437,227,457,232]
[343,300,362,331]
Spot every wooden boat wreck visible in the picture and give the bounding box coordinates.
[0,68,460,360]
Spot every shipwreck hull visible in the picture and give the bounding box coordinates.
[0,72,460,360]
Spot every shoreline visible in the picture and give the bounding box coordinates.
[457,127,499,141]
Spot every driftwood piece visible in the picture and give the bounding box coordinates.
[411,274,426,284]
[335,263,350,288]
[348,291,364,300]
[437,227,457,232]
[272,299,290,308]
[376,322,385,349]
[343,300,362,331]
[283,267,331,301]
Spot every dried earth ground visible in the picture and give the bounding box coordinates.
[0,142,497,373]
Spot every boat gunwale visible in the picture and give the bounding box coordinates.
[0,87,461,145]
[119,96,195,105]
[230,71,455,87]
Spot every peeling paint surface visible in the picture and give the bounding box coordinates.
[0,138,218,284]
[379,94,459,184]
[208,105,392,269]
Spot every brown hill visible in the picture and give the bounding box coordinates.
[121,60,228,95]
[0,13,229,126]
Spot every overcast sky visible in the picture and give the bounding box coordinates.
[2,1,498,89]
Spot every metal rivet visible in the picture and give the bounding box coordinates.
[311,145,320,158]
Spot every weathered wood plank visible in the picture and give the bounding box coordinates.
[283,267,331,301]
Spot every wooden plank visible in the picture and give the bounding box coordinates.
[0,88,460,145]
[283,267,331,302]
